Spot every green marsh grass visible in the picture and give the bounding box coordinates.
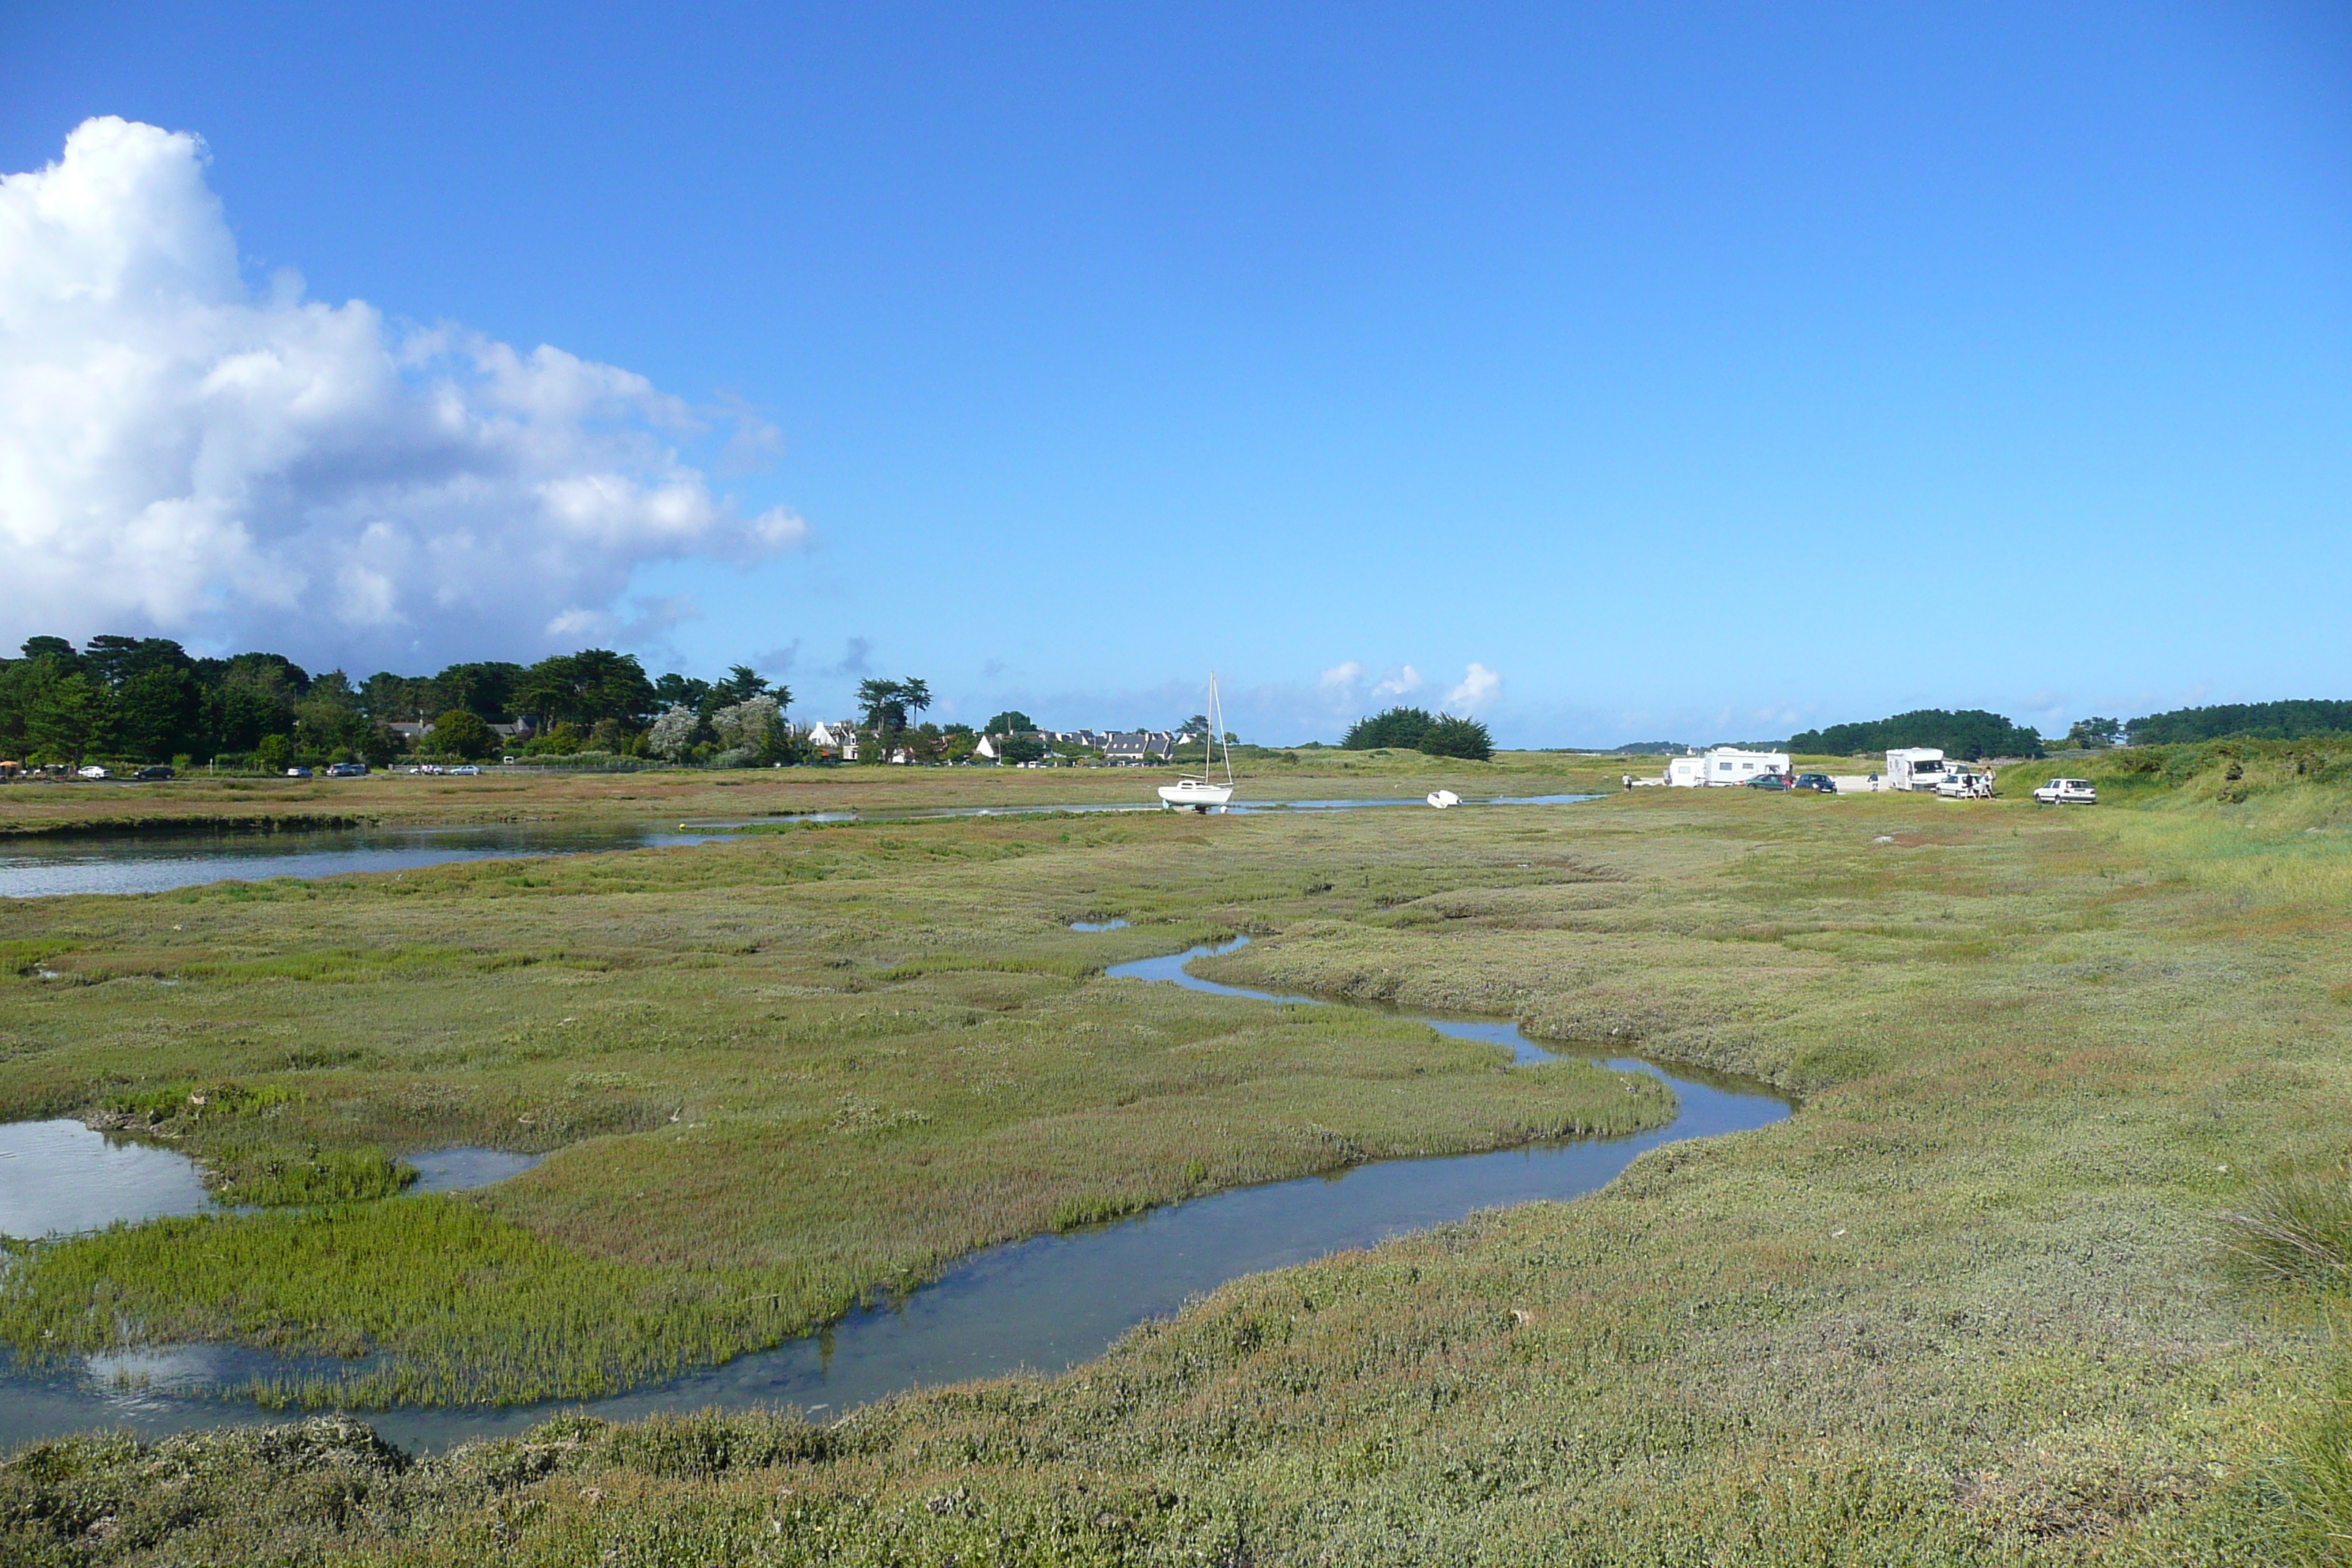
[0,804,1671,1406]
[7,764,2352,1561]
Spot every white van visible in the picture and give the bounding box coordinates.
[1885,748,1950,792]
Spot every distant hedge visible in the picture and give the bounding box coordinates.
[2125,700,2352,746]
[1341,706,1493,761]
[1788,709,2043,761]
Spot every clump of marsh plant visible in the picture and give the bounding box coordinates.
[2225,1160,2352,1294]
[2273,1354,2352,1566]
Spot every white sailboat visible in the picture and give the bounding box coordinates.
[1158,675,1236,812]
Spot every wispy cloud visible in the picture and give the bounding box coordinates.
[543,593,701,647]
[1318,660,1367,691]
[1445,663,1501,712]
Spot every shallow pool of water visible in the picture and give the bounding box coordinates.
[0,1124,547,1240]
[0,937,1788,1455]
[404,1147,544,1194]
[0,824,740,900]
[0,1120,213,1238]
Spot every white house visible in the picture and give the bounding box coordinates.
[1665,747,1792,787]
[804,720,860,761]
[1885,747,1950,791]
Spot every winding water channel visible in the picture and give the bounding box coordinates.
[0,935,1790,1455]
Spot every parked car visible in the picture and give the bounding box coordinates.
[132,765,174,781]
[1744,772,1791,791]
[1935,770,1994,800]
[76,764,111,780]
[326,761,369,777]
[1792,773,1836,794]
[2032,777,2097,805]
[284,766,313,778]
[450,764,481,776]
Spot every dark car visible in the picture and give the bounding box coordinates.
[1745,772,1791,791]
[326,761,369,777]
[132,765,175,781]
[1792,773,1836,793]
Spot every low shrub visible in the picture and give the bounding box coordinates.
[2224,1159,2352,1293]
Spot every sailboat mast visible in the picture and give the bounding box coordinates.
[1221,679,1229,785]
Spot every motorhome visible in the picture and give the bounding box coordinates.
[1665,747,1792,787]
[1885,747,1951,792]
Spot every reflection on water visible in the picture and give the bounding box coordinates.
[406,1147,543,1194]
[0,1120,211,1238]
[0,935,1790,1455]
[0,823,738,900]
[1068,918,1130,932]
[0,1123,546,1240]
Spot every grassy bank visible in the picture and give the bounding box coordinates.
[0,749,1632,837]
[7,774,2352,1562]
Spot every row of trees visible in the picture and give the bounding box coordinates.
[0,635,799,770]
[1341,706,1495,761]
[1786,709,2044,761]
[0,636,380,769]
[1781,699,2352,758]
[2119,701,2352,747]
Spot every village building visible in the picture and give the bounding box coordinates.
[1100,730,1179,764]
[802,720,861,761]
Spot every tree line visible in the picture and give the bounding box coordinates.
[1785,700,2352,758]
[0,636,799,770]
[1341,706,1494,761]
[1786,709,2044,761]
[2120,700,2352,747]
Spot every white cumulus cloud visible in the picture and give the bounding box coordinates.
[1445,663,1502,712]
[0,116,807,666]
[1373,663,1423,699]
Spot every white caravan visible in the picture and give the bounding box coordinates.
[1885,748,1951,792]
[1665,747,1792,787]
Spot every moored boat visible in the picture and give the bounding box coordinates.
[1158,675,1237,813]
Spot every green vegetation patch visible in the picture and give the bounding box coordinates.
[206,1144,418,1207]
[10,766,2352,1561]
[0,810,1675,1406]
[0,1200,802,1406]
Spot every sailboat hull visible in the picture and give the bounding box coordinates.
[1157,781,1234,810]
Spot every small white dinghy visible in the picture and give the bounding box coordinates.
[1158,675,1237,813]
[1427,789,1461,809]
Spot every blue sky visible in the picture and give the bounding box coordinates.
[3,3,2347,745]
